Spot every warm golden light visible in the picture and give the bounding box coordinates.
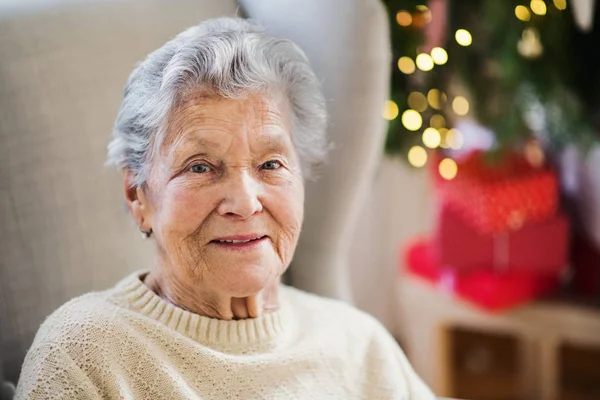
[438,128,450,148]
[428,89,447,110]
[430,114,446,129]
[408,92,428,112]
[553,0,567,10]
[396,10,413,26]
[524,140,545,167]
[422,128,442,149]
[518,28,543,58]
[452,96,470,116]
[398,57,416,74]
[382,100,399,120]
[408,146,428,168]
[439,158,458,180]
[431,47,448,65]
[401,109,423,131]
[446,129,464,150]
[515,5,532,21]
[455,29,472,46]
[416,53,434,71]
[531,0,547,15]
[416,5,432,23]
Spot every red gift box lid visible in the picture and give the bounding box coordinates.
[402,237,561,312]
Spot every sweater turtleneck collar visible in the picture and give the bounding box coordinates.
[112,271,293,350]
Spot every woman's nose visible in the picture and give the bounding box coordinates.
[217,169,263,219]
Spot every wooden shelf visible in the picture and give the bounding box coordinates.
[395,274,600,400]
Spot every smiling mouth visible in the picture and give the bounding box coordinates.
[210,235,267,248]
[213,236,265,244]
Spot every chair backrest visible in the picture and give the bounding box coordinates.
[0,0,391,386]
[240,0,390,302]
[0,0,239,384]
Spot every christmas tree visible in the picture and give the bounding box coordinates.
[383,0,600,169]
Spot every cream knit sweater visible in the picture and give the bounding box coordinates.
[15,271,435,399]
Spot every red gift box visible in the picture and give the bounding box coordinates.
[433,203,569,275]
[431,150,559,234]
[403,238,560,312]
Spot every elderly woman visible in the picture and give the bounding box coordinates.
[15,18,434,399]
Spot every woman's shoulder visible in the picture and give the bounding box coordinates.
[30,288,122,351]
[280,285,385,335]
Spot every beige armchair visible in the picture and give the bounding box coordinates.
[0,0,390,390]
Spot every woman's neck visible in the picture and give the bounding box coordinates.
[143,269,281,320]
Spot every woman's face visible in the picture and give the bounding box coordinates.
[140,90,304,297]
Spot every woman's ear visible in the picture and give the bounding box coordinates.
[122,169,152,231]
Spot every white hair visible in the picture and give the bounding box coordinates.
[107,17,328,186]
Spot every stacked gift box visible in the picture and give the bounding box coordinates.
[404,150,570,312]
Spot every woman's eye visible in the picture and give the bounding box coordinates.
[190,163,211,174]
[261,160,282,170]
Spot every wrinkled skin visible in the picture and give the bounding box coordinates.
[124,89,304,320]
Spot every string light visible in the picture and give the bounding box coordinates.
[518,28,543,58]
[431,47,448,65]
[530,0,547,15]
[408,92,428,112]
[408,146,428,168]
[382,100,399,120]
[430,114,446,129]
[396,10,413,27]
[553,0,567,10]
[452,96,470,116]
[455,29,472,46]
[416,53,434,71]
[439,128,450,148]
[402,109,423,131]
[515,5,532,21]
[428,89,447,110]
[398,57,416,74]
[439,158,458,180]
[446,129,464,150]
[416,5,432,23]
[524,140,545,167]
[422,128,442,149]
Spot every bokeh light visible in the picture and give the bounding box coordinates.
[455,29,472,46]
[430,114,446,129]
[524,140,545,167]
[408,146,428,168]
[553,0,567,10]
[438,128,450,148]
[382,100,399,120]
[530,0,547,15]
[428,89,447,110]
[416,53,434,71]
[396,10,413,27]
[398,57,416,74]
[431,47,448,65]
[452,96,470,116]
[439,158,458,180]
[422,128,442,149]
[515,5,532,21]
[416,5,432,23]
[402,109,423,131]
[408,92,428,112]
[446,129,464,150]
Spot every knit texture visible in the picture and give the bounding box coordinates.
[15,271,435,399]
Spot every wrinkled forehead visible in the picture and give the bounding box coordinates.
[159,88,292,153]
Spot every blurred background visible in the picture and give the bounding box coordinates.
[1,0,600,399]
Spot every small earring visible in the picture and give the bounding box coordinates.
[140,229,152,239]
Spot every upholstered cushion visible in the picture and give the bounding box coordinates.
[239,0,391,301]
[0,0,238,383]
